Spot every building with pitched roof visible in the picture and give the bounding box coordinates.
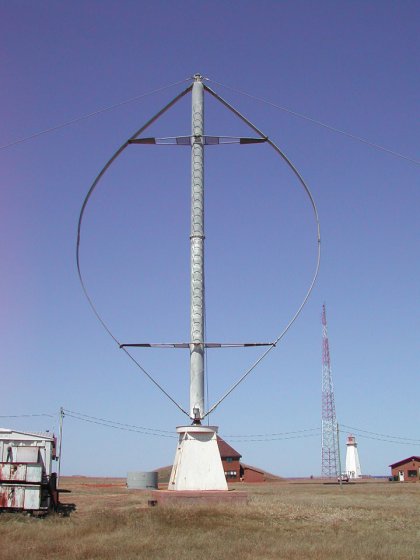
[217,437,268,483]
[217,437,242,482]
[389,456,420,482]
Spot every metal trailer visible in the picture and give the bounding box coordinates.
[0,428,58,513]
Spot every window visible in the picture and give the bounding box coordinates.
[407,470,417,478]
[226,457,233,463]
[225,470,237,479]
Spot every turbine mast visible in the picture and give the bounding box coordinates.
[190,74,205,421]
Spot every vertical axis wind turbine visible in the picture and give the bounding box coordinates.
[76,73,322,492]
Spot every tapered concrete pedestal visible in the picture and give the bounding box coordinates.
[168,425,228,491]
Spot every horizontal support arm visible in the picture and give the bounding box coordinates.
[120,342,275,349]
[128,136,267,146]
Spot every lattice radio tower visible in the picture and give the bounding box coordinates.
[321,304,339,477]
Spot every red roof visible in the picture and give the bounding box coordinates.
[217,436,242,459]
[389,456,420,468]
[240,463,264,474]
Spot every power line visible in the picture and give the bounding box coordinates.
[4,409,418,447]
[0,413,55,418]
[340,423,420,444]
[63,409,321,443]
[222,432,321,443]
[223,427,320,438]
[64,410,320,443]
[3,406,415,446]
[61,408,322,442]
[64,411,176,439]
[207,78,420,167]
[349,432,420,446]
[63,408,173,434]
[0,77,191,150]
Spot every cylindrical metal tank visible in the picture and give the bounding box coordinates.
[127,471,158,489]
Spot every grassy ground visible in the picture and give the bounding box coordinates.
[0,477,418,559]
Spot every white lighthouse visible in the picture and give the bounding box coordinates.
[345,435,362,479]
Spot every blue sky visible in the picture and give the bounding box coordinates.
[1,1,418,477]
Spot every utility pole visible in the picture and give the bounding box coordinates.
[337,423,343,487]
[57,406,64,488]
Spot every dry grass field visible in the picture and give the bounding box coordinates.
[0,477,418,560]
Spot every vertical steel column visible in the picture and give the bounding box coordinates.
[190,75,205,420]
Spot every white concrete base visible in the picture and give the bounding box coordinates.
[168,425,228,491]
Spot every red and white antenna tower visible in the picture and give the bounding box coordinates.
[321,304,339,477]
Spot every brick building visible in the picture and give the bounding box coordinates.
[217,437,267,483]
[217,437,241,482]
[389,456,420,482]
[240,464,265,482]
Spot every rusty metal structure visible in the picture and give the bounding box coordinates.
[0,428,58,512]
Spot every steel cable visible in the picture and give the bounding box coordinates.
[77,85,192,419]
[206,78,420,167]
[1,78,191,150]
[77,79,321,422]
[202,84,321,418]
